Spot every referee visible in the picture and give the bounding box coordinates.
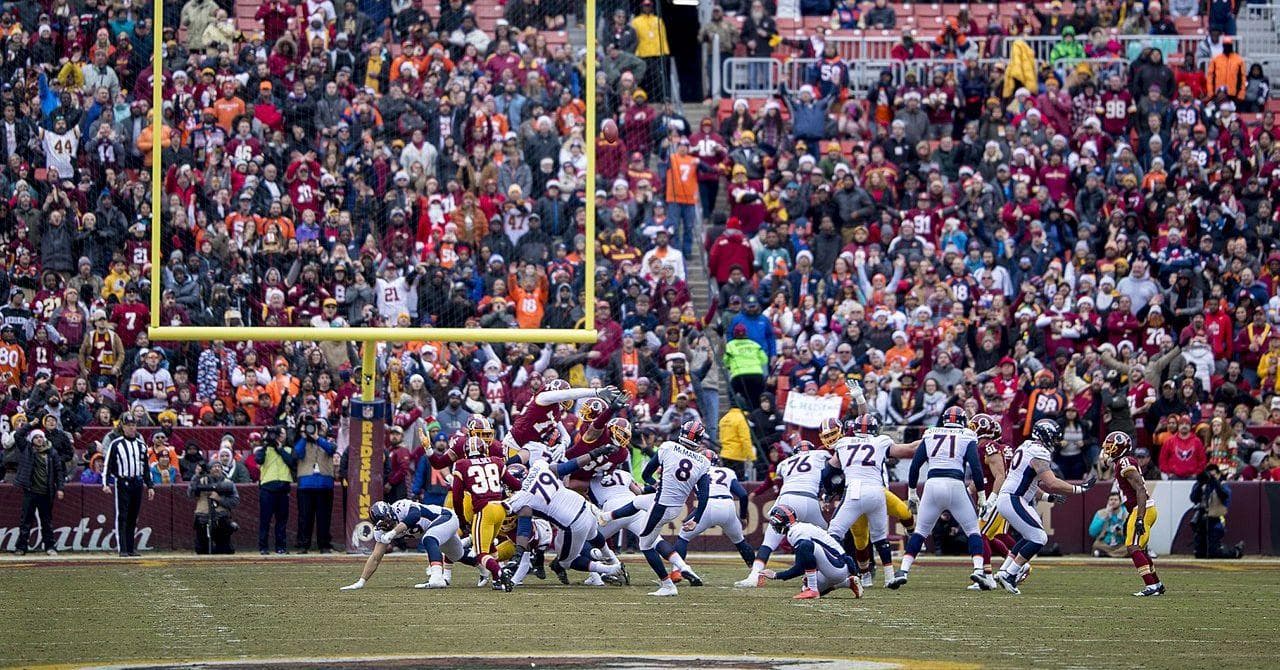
[102,414,154,556]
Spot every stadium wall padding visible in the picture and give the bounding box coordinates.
[2,482,1276,555]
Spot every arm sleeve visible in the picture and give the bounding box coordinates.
[690,473,710,522]
[536,387,598,406]
[730,479,750,518]
[641,452,661,484]
[908,443,927,489]
[965,441,985,493]
[1088,512,1104,538]
[774,560,806,581]
[515,515,533,539]
[318,437,337,455]
[555,459,581,477]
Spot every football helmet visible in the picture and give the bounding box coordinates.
[505,463,528,492]
[1101,431,1133,460]
[848,414,881,436]
[768,504,799,534]
[466,414,494,442]
[967,413,1002,441]
[677,419,706,448]
[606,417,632,446]
[703,448,721,466]
[544,378,574,410]
[941,406,968,428]
[578,397,607,426]
[464,436,488,459]
[795,440,816,452]
[1031,419,1063,447]
[818,417,843,448]
[369,501,395,530]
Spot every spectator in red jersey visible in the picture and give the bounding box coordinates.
[1160,414,1208,479]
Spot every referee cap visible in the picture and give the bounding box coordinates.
[118,413,138,426]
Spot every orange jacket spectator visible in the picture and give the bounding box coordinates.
[1207,43,1245,101]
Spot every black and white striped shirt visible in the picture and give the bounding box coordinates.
[104,434,153,485]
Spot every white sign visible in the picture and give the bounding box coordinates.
[783,394,843,428]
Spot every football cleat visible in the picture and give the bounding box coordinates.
[497,570,514,593]
[967,582,982,591]
[793,588,820,600]
[735,573,767,588]
[477,575,489,588]
[993,571,1021,595]
[683,567,704,587]
[551,561,569,585]
[1016,564,1033,585]
[849,578,864,599]
[1133,583,1166,597]
[582,573,606,587]
[423,575,448,589]
[617,562,630,586]
[864,572,876,589]
[886,572,908,590]
[530,549,547,580]
[648,583,679,597]
[970,570,997,591]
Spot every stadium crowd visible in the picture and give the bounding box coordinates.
[0,0,609,506]
[596,0,1280,486]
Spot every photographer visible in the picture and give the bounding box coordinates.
[189,461,240,555]
[252,427,295,555]
[1190,464,1245,559]
[1089,493,1130,558]
[294,414,338,554]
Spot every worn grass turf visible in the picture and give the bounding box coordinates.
[0,555,1273,669]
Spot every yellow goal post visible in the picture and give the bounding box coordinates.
[146,0,600,401]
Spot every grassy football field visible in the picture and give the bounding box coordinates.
[1,554,1273,669]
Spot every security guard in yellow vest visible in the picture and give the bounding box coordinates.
[253,427,295,554]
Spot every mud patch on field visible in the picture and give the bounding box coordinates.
[101,655,902,670]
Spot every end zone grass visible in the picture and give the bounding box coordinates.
[1,556,1273,669]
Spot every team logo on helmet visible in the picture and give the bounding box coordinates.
[768,504,799,534]
[466,414,494,443]
[941,406,968,427]
[369,501,395,529]
[505,463,528,492]
[678,419,706,447]
[818,417,843,448]
[578,397,607,425]
[1101,431,1133,460]
[1031,419,1063,447]
[607,417,632,447]
[967,413,1002,441]
[543,378,574,410]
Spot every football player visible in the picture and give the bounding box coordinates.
[736,437,835,588]
[340,499,480,591]
[1102,431,1165,597]
[673,449,756,572]
[827,414,915,589]
[450,436,518,588]
[892,407,993,590]
[564,391,632,479]
[424,414,504,470]
[760,504,864,600]
[501,445,630,588]
[602,420,712,597]
[992,420,1097,594]
[505,381,623,463]
[971,412,1017,589]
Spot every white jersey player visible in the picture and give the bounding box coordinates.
[827,414,915,588]
[340,499,469,591]
[601,419,711,597]
[760,505,864,600]
[736,440,833,588]
[993,420,1096,594]
[891,407,993,590]
[674,451,756,571]
[500,448,628,588]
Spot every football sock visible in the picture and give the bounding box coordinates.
[735,541,756,566]
[668,552,691,572]
[481,555,500,578]
[1132,549,1161,586]
[512,553,532,583]
[611,502,638,520]
[674,537,690,558]
[996,533,1016,551]
[874,539,894,570]
[855,544,873,573]
[423,537,443,563]
[643,548,667,580]
[804,570,818,591]
[981,535,993,572]
[967,534,985,570]
[589,560,621,575]
[989,534,1010,557]
[899,554,915,573]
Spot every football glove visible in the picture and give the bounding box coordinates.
[1133,515,1146,539]
[1046,493,1068,505]
[845,378,865,403]
[907,490,919,515]
[1079,473,1098,491]
[588,443,618,460]
[608,390,631,412]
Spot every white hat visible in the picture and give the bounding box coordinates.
[799,84,815,97]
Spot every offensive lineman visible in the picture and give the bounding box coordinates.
[992,420,1097,594]
[891,407,993,590]
[736,435,835,588]
[826,414,915,588]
